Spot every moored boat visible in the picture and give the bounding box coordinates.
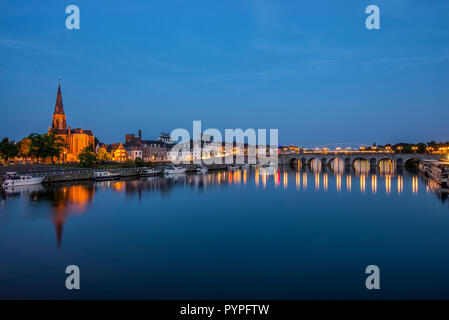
[93,171,121,181]
[419,159,449,187]
[164,165,187,175]
[1,173,45,188]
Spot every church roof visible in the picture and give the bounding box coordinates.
[54,84,65,115]
[51,128,68,135]
[50,128,94,136]
[70,128,94,136]
[107,143,126,152]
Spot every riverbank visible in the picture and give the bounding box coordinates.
[0,163,230,184]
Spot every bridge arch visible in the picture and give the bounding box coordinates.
[288,157,301,167]
[377,157,394,166]
[326,156,344,166]
[351,157,369,166]
[305,157,319,166]
[404,157,421,167]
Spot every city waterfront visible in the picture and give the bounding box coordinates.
[1,164,449,299]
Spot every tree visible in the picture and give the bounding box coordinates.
[78,146,97,167]
[44,134,67,164]
[28,133,47,164]
[134,157,145,167]
[17,138,31,159]
[96,147,112,162]
[0,138,19,164]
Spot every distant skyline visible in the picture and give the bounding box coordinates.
[1,0,449,147]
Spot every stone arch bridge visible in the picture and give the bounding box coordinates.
[279,153,442,167]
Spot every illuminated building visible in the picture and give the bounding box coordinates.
[48,82,95,162]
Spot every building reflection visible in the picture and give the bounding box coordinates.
[19,182,96,249]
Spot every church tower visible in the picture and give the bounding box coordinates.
[52,82,67,130]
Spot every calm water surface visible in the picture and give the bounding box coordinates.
[1,164,449,299]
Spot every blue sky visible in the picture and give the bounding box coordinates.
[1,0,448,147]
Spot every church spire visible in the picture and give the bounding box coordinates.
[51,79,67,130]
[54,80,65,115]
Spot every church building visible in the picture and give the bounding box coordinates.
[48,82,95,162]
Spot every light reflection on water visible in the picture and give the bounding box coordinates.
[1,165,449,299]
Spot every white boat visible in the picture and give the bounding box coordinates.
[2,174,44,188]
[419,159,449,187]
[93,171,121,181]
[139,168,162,177]
[240,164,251,169]
[228,165,239,171]
[164,165,187,175]
[196,165,208,173]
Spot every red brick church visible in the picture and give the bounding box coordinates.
[48,82,95,162]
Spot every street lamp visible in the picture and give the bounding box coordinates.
[412,146,418,154]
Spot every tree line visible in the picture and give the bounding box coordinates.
[0,133,66,164]
[372,141,449,154]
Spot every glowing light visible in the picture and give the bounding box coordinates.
[360,174,366,193]
[346,175,352,192]
[336,174,341,192]
[283,172,288,189]
[385,175,391,195]
[412,176,418,195]
[303,172,307,189]
[397,175,403,194]
[315,173,320,190]
[323,173,328,191]
[296,172,300,190]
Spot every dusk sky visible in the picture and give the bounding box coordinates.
[1,0,448,147]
